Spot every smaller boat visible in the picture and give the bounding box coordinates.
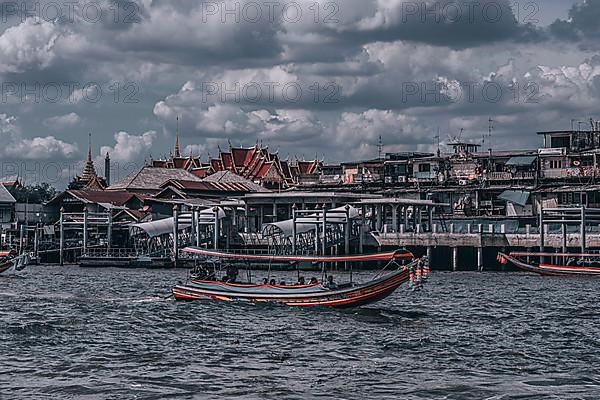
[498,252,600,276]
[172,247,425,308]
[0,251,30,275]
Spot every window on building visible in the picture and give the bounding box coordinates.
[396,165,407,174]
[550,136,570,149]
[418,164,431,173]
[549,160,563,169]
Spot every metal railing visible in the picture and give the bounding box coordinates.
[487,171,535,181]
[83,247,140,258]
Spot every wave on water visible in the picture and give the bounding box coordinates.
[2,265,600,399]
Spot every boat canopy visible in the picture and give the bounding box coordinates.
[130,208,226,237]
[182,246,414,262]
[131,217,188,237]
[263,205,360,237]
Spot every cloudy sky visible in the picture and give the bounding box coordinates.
[1,0,599,187]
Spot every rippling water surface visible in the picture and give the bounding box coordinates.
[2,266,600,399]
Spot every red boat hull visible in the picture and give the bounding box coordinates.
[172,268,410,308]
[499,253,600,276]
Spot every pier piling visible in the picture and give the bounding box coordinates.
[59,207,64,266]
[213,206,219,250]
[83,208,88,257]
[452,247,458,272]
[581,206,586,254]
[173,205,179,267]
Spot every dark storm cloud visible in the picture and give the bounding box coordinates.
[549,0,600,48]
[313,0,544,49]
[2,0,600,186]
[111,1,284,66]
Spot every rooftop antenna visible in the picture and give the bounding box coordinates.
[377,135,383,160]
[488,117,494,153]
[434,128,441,157]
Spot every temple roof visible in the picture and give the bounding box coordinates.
[107,166,202,192]
[81,134,99,182]
[0,184,16,203]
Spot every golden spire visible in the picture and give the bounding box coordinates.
[87,133,92,162]
[81,133,98,182]
[174,115,181,158]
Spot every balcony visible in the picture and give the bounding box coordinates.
[487,172,511,181]
[542,167,598,179]
[542,169,569,179]
[487,171,536,181]
[353,174,383,184]
[413,171,437,182]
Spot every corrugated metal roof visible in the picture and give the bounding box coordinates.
[499,190,531,207]
[108,167,202,191]
[68,190,139,206]
[160,179,264,193]
[203,171,269,192]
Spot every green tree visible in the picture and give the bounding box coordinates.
[9,183,58,204]
[67,177,85,191]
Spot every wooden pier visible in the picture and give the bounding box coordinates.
[370,206,600,271]
[39,197,600,272]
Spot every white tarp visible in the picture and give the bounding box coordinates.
[131,217,187,237]
[263,205,360,237]
[131,208,225,237]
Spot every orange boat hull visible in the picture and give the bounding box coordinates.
[172,268,410,308]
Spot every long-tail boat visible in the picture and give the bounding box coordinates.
[172,247,423,308]
[0,251,30,275]
[498,252,600,276]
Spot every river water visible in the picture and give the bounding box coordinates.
[1,266,600,399]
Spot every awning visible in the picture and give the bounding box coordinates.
[262,205,360,237]
[499,190,530,207]
[130,208,226,237]
[130,217,189,237]
[506,156,537,166]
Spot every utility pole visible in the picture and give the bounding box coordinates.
[434,128,441,157]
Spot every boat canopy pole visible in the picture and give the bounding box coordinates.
[347,261,353,285]
[267,258,272,282]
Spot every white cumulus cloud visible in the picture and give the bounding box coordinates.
[0,113,78,160]
[43,112,82,129]
[98,130,157,164]
[0,18,62,73]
